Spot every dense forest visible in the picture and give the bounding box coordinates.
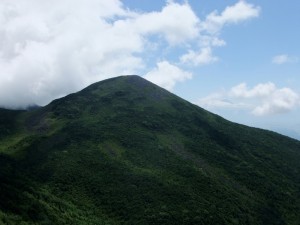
[1,75,299,224]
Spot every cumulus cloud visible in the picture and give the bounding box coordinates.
[180,47,218,66]
[0,0,199,108]
[230,82,276,98]
[144,61,192,90]
[180,0,260,67]
[0,0,260,108]
[131,1,200,45]
[247,85,299,116]
[272,54,298,64]
[197,82,300,116]
[202,1,260,34]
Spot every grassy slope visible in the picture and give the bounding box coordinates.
[0,75,299,225]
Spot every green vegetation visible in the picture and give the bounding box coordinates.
[0,75,299,224]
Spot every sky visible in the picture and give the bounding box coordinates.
[0,0,299,139]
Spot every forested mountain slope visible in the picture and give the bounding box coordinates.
[0,75,299,225]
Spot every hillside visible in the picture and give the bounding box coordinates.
[0,75,300,225]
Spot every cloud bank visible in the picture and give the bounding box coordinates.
[0,0,260,108]
[197,82,300,116]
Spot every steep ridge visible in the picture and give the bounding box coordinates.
[0,75,299,225]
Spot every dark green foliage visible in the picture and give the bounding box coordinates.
[0,109,23,139]
[0,75,299,224]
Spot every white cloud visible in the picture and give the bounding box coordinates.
[180,0,260,67]
[197,93,249,109]
[0,0,198,108]
[0,0,261,108]
[180,47,218,66]
[272,54,298,64]
[252,87,299,116]
[197,82,300,116]
[202,1,260,34]
[132,1,200,45]
[144,61,192,91]
[230,82,276,98]
[194,36,226,49]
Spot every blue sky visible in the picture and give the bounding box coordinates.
[123,0,300,139]
[0,0,299,139]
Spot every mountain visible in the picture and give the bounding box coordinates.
[0,75,300,225]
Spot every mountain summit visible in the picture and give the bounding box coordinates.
[1,75,300,225]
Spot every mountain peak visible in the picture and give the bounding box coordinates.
[82,75,159,93]
[48,75,176,114]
